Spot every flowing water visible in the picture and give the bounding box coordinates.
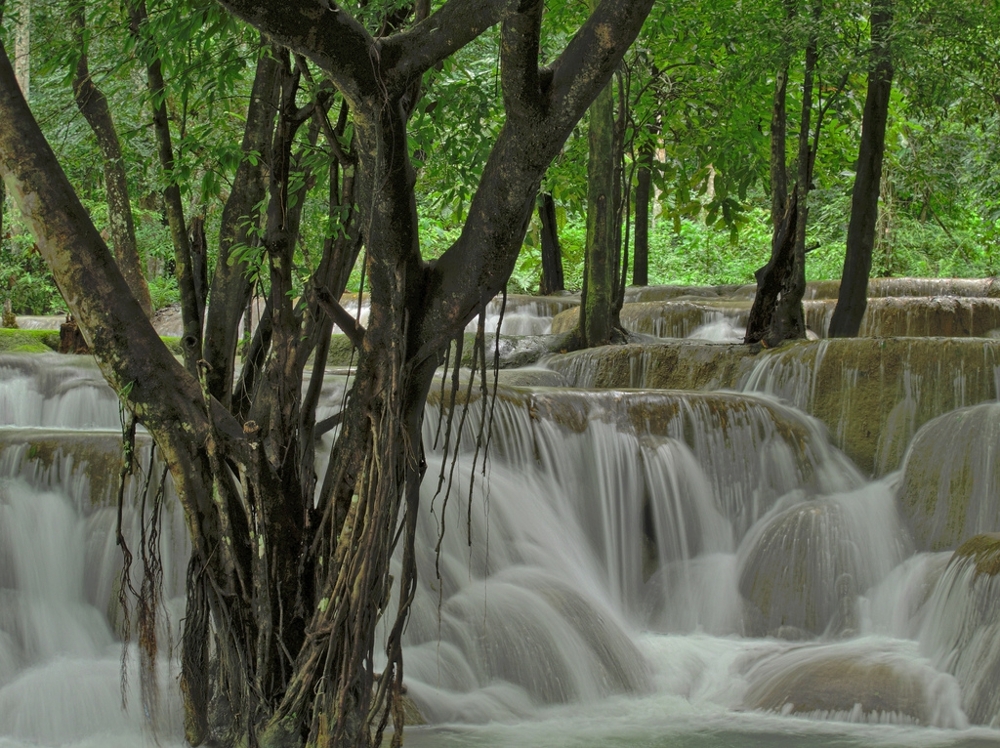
[2,317,1000,748]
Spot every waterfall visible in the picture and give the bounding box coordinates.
[3,340,1000,746]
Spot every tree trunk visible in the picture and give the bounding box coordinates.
[744,186,798,345]
[580,74,619,346]
[748,0,820,346]
[71,0,152,317]
[769,0,796,231]
[127,0,202,371]
[202,43,280,405]
[769,67,789,231]
[829,0,894,338]
[632,145,652,286]
[538,192,564,294]
[777,3,821,343]
[13,0,28,100]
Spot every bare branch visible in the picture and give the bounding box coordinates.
[315,285,367,348]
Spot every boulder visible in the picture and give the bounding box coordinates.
[743,645,963,726]
[919,534,1000,725]
[898,403,1000,551]
[739,500,863,637]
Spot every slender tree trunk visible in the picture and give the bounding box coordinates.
[127,0,201,370]
[774,0,821,341]
[770,67,789,231]
[747,0,820,345]
[538,192,564,294]
[829,0,894,337]
[580,75,619,346]
[14,0,28,100]
[203,44,280,405]
[769,0,796,231]
[632,149,651,286]
[71,0,152,317]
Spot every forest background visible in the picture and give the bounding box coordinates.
[1,0,998,319]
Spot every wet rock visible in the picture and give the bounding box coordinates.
[919,534,1000,725]
[743,645,960,725]
[804,297,1000,338]
[739,500,863,637]
[898,404,1000,551]
[547,338,1000,476]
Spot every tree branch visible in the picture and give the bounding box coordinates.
[547,0,653,131]
[213,0,376,102]
[315,285,367,348]
[500,0,545,120]
[383,0,508,86]
[414,0,654,360]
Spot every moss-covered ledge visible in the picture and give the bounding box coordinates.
[0,328,61,353]
[0,327,184,356]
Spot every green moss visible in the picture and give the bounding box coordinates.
[159,335,184,356]
[953,534,1000,578]
[0,328,60,352]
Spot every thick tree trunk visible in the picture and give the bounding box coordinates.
[580,76,619,346]
[72,1,152,317]
[538,192,564,294]
[829,0,894,338]
[632,147,652,287]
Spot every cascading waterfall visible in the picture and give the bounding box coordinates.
[3,311,1000,747]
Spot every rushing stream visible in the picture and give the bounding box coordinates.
[3,289,1000,747]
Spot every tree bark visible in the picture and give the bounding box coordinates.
[13,0,28,99]
[538,192,564,294]
[127,0,202,371]
[632,145,652,286]
[748,0,820,345]
[829,0,894,338]
[71,0,152,317]
[580,74,619,346]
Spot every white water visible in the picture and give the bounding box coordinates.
[2,350,1000,747]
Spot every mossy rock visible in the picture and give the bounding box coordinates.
[952,533,1000,578]
[898,404,1000,551]
[744,648,936,723]
[739,500,862,637]
[549,338,1000,476]
[920,534,1000,725]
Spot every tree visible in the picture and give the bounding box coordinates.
[0,2,654,747]
[580,71,622,346]
[829,0,893,337]
[538,191,565,294]
[746,0,853,345]
[71,0,153,316]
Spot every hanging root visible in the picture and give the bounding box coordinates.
[115,404,169,734]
